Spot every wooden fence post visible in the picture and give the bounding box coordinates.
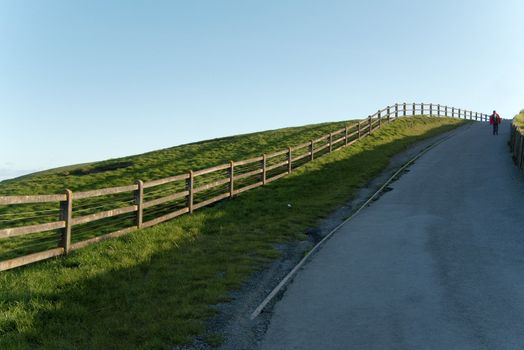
[513,133,522,169]
[511,126,519,153]
[135,180,144,228]
[421,103,424,115]
[344,126,348,146]
[520,134,524,170]
[60,189,73,254]
[368,115,372,134]
[387,106,390,122]
[395,104,399,119]
[288,147,292,173]
[437,104,440,116]
[451,107,454,118]
[519,134,524,169]
[510,125,515,151]
[516,132,518,167]
[329,133,333,152]
[515,131,519,165]
[458,108,461,119]
[511,133,522,169]
[262,154,267,185]
[378,110,381,128]
[187,170,194,212]
[403,103,407,116]
[511,126,515,162]
[513,128,520,156]
[358,122,361,139]
[445,105,448,116]
[512,125,515,146]
[228,162,234,198]
[517,131,520,160]
[310,140,314,161]
[517,133,520,169]
[412,103,416,115]
[430,103,433,116]
[475,112,478,121]
[511,128,520,166]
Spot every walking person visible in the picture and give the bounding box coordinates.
[490,110,502,135]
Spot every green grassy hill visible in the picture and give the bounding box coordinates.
[0,120,350,260]
[0,121,349,195]
[0,116,466,349]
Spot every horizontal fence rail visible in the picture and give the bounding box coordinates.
[510,123,524,174]
[0,103,489,271]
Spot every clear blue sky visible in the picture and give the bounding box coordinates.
[1,0,523,181]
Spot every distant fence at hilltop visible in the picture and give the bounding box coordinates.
[0,103,489,271]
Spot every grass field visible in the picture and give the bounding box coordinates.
[0,120,351,259]
[0,121,352,195]
[0,116,466,349]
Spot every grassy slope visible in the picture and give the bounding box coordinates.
[0,121,350,195]
[0,121,354,260]
[0,120,348,259]
[0,117,466,349]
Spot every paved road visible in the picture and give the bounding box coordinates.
[259,121,524,350]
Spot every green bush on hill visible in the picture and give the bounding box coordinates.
[514,110,524,132]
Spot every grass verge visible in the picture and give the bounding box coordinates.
[0,119,352,259]
[0,116,466,349]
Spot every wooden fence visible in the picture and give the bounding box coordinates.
[510,123,524,173]
[0,103,489,271]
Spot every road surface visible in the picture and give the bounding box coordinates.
[259,120,524,350]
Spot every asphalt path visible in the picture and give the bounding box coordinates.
[259,120,524,350]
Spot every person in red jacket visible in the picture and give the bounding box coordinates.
[489,110,502,135]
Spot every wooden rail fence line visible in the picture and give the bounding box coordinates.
[0,103,489,271]
[509,123,524,174]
